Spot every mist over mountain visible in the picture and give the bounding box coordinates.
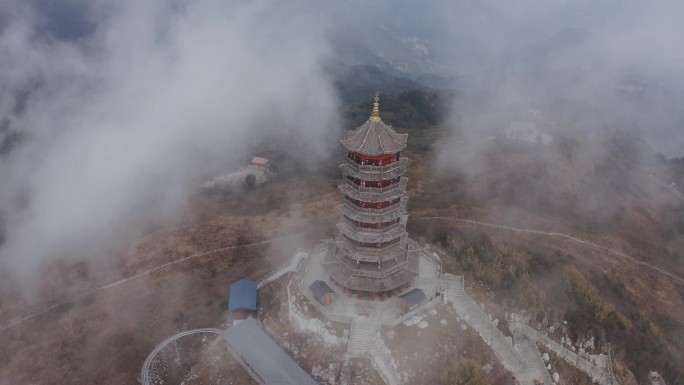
[13,0,684,159]
[326,0,683,157]
[1,1,684,384]
[0,0,339,279]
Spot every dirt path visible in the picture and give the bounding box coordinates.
[648,174,684,201]
[0,230,311,332]
[414,216,684,284]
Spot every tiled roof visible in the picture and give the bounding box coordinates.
[341,119,407,156]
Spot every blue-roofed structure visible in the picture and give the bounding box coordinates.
[228,279,257,313]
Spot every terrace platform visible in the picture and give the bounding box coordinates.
[293,240,463,327]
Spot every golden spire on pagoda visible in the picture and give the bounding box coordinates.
[370,92,381,122]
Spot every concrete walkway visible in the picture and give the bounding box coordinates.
[510,317,617,385]
[258,249,308,289]
[348,315,380,356]
[451,294,552,385]
[347,314,400,385]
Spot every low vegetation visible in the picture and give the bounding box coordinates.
[562,265,631,329]
[445,236,544,309]
[443,357,493,385]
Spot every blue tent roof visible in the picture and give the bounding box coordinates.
[228,279,257,312]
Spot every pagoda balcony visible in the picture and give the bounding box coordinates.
[322,246,419,291]
[343,177,408,195]
[343,246,408,263]
[339,236,408,261]
[337,222,406,243]
[337,208,406,225]
[339,178,407,202]
[340,216,407,233]
[340,159,407,181]
[326,248,411,279]
[344,243,402,258]
[340,166,405,182]
[335,238,407,263]
[343,157,408,175]
[337,201,407,221]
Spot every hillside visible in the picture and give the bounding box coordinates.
[0,75,682,384]
[340,77,684,383]
[405,133,684,384]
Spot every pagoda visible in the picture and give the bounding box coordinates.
[323,94,419,299]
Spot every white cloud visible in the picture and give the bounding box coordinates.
[0,0,339,277]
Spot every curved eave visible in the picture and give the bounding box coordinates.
[340,158,408,181]
[339,184,406,203]
[337,222,406,244]
[341,119,408,156]
[337,202,407,224]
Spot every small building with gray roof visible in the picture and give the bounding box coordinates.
[309,280,334,305]
[223,318,319,385]
[399,288,427,313]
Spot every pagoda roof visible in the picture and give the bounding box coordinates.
[341,94,407,156]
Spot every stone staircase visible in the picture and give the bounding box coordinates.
[368,345,399,385]
[515,320,617,385]
[347,315,400,385]
[347,316,380,356]
[452,295,551,384]
[445,284,463,303]
[513,333,554,384]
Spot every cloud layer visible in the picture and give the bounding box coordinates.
[0,0,339,276]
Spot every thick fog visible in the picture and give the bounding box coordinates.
[1,0,683,304]
[1,1,683,384]
[0,0,339,280]
[315,0,684,157]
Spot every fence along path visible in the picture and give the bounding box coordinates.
[257,248,308,289]
[511,319,617,385]
[140,328,224,385]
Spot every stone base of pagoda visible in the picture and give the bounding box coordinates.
[338,283,413,301]
[321,237,419,294]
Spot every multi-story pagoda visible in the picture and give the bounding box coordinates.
[323,94,419,299]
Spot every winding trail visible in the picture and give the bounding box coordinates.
[414,216,684,284]
[0,231,309,332]
[648,174,684,201]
